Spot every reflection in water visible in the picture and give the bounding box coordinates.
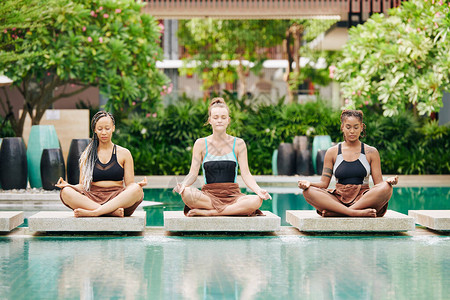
[0,236,449,299]
[159,238,273,300]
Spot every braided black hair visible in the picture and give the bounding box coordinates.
[79,111,115,190]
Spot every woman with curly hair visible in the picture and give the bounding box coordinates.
[298,109,398,217]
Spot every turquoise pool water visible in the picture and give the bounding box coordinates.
[143,187,450,226]
[1,236,449,299]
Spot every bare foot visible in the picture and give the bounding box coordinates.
[74,208,98,218]
[322,210,345,217]
[186,209,217,217]
[105,208,124,217]
[350,208,377,218]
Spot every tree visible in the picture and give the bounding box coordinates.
[178,18,337,101]
[0,0,168,137]
[284,19,337,102]
[334,0,450,116]
[0,0,58,65]
[178,19,286,98]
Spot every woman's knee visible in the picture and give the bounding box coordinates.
[60,187,75,201]
[60,187,69,200]
[180,187,198,206]
[379,181,393,196]
[253,196,263,209]
[302,187,318,204]
[242,196,262,214]
[127,183,144,199]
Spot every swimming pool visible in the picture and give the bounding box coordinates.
[1,235,449,299]
[143,187,450,226]
[2,186,450,299]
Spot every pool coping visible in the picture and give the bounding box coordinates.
[2,225,449,238]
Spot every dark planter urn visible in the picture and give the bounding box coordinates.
[0,137,28,189]
[40,148,65,190]
[296,149,313,176]
[67,139,90,184]
[315,149,327,176]
[277,143,296,176]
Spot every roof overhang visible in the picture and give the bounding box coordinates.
[142,0,350,19]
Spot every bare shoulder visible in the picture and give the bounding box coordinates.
[193,137,207,150]
[364,144,379,155]
[234,137,247,151]
[235,137,246,146]
[116,145,132,158]
[325,144,339,156]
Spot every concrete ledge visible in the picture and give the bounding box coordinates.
[286,210,415,232]
[0,211,24,232]
[408,210,450,231]
[28,211,146,232]
[164,211,280,232]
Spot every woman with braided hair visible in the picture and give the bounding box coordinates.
[298,109,398,217]
[173,97,271,217]
[56,111,146,217]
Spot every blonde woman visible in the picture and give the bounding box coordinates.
[173,97,271,216]
[56,111,146,217]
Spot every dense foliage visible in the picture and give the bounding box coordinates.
[0,0,58,64]
[0,0,168,136]
[334,0,450,116]
[114,99,450,175]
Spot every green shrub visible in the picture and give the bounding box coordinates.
[115,100,450,175]
[115,99,341,175]
[363,111,450,174]
[0,116,15,138]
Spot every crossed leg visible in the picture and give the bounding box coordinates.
[61,183,143,217]
[303,182,393,217]
[349,182,392,217]
[303,187,377,217]
[181,186,262,217]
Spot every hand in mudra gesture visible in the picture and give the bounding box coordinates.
[298,180,311,190]
[55,177,70,189]
[386,175,398,186]
[137,177,148,187]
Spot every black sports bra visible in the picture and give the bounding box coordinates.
[333,142,371,185]
[92,145,124,182]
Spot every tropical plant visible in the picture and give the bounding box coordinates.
[0,0,59,64]
[115,99,450,175]
[334,0,450,116]
[115,98,342,175]
[0,0,168,137]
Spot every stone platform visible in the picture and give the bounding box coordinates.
[0,211,24,232]
[28,211,146,232]
[408,210,450,231]
[286,210,415,232]
[164,211,280,232]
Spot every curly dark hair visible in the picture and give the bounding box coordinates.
[340,109,366,138]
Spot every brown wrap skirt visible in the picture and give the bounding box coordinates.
[183,182,263,216]
[325,183,388,217]
[60,185,142,216]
